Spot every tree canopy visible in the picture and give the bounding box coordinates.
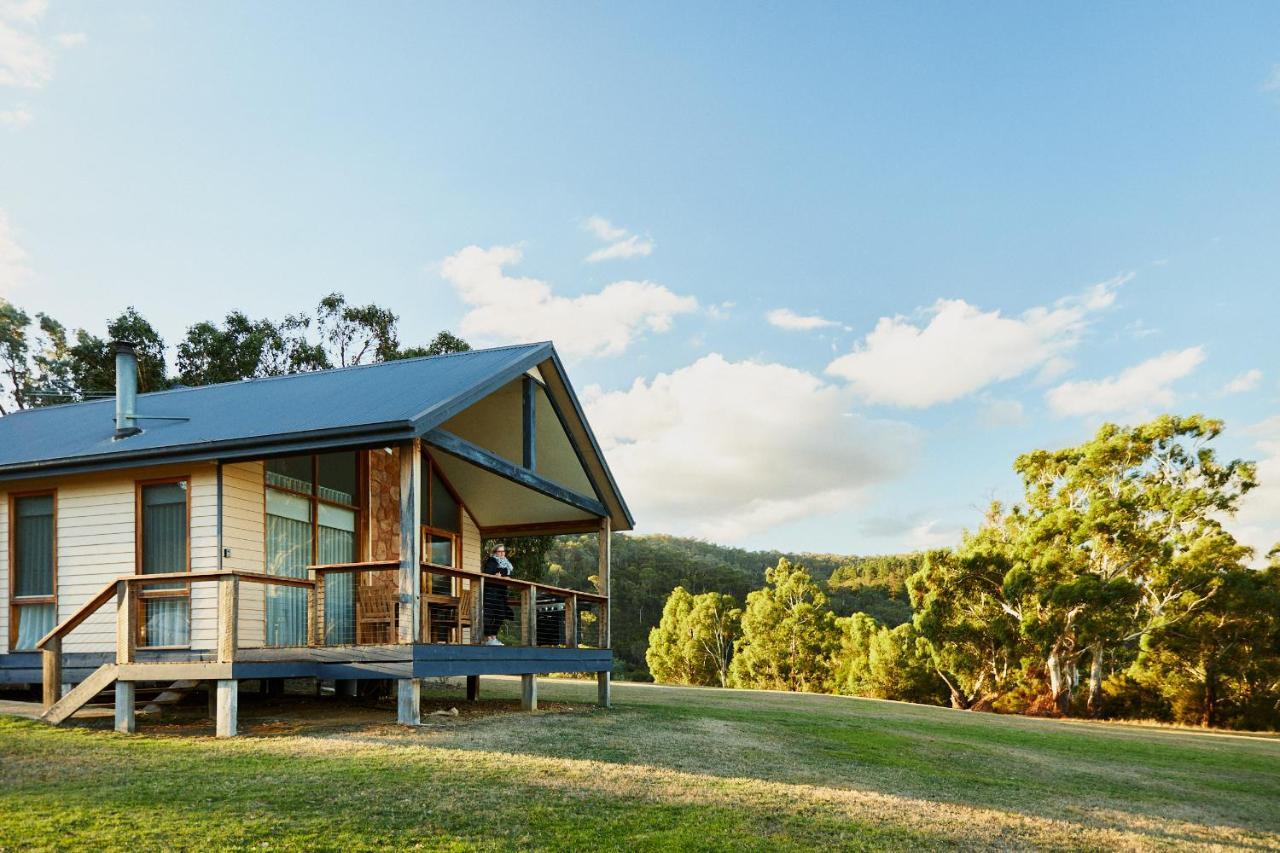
[0,294,470,409]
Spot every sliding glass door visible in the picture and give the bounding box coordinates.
[265,452,360,646]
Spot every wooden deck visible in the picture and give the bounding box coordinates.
[0,644,611,684]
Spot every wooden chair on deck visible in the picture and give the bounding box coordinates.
[422,577,473,644]
[356,575,398,644]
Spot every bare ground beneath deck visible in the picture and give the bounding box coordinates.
[0,679,587,738]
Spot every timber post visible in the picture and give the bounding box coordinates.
[565,593,578,649]
[114,681,136,734]
[397,679,421,726]
[398,438,422,645]
[307,567,320,646]
[520,587,532,645]
[471,577,484,643]
[521,673,537,711]
[115,580,136,665]
[217,573,239,664]
[598,517,611,648]
[42,636,62,711]
[597,671,611,708]
[215,679,238,738]
[526,586,538,647]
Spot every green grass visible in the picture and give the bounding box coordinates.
[1,678,1278,851]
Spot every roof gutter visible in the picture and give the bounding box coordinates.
[0,420,417,482]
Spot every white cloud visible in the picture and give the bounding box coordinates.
[979,398,1026,428]
[766,308,839,332]
[586,234,653,263]
[826,274,1130,408]
[0,209,32,294]
[1231,416,1280,566]
[582,215,626,242]
[0,102,30,126]
[581,216,654,263]
[904,519,961,551]
[0,0,53,88]
[1045,347,1205,419]
[585,354,919,541]
[1224,368,1262,395]
[439,244,696,360]
[1263,64,1280,93]
[0,0,47,25]
[52,30,84,47]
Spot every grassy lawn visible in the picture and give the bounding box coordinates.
[1,678,1278,851]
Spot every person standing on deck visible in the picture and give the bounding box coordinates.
[481,543,514,645]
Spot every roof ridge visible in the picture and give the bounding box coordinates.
[2,342,550,416]
[137,341,547,401]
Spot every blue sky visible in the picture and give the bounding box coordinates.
[3,2,1279,556]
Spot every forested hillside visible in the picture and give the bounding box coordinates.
[533,533,918,679]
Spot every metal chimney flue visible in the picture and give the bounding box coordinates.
[113,340,141,439]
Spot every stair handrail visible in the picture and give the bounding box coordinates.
[34,570,318,711]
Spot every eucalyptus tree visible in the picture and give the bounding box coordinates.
[1013,415,1256,715]
[729,559,841,693]
[647,587,742,687]
[938,416,1257,716]
[908,545,1024,710]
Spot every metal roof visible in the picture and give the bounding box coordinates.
[0,342,553,477]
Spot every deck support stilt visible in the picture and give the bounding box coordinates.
[521,674,537,711]
[597,671,611,708]
[466,675,479,701]
[114,681,135,734]
[207,682,217,718]
[397,678,421,725]
[216,679,238,738]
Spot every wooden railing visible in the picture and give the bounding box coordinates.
[32,563,608,711]
[34,570,315,711]
[309,561,607,649]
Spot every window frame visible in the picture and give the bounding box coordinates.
[263,452,367,568]
[421,454,463,570]
[134,476,192,648]
[7,489,57,651]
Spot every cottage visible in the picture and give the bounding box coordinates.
[0,340,630,735]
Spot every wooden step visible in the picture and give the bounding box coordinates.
[142,680,201,713]
[41,664,118,726]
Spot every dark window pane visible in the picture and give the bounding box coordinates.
[14,495,54,598]
[427,569,452,595]
[266,456,313,494]
[317,452,358,505]
[429,469,460,533]
[428,536,454,567]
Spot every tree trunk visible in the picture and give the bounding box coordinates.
[1201,661,1217,728]
[1086,642,1104,718]
[1047,650,1071,716]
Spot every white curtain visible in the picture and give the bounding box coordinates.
[320,504,356,644]
[266,490,311,647]
[139,483,189,646]
[15,603,55,650]
[13,496,55,650]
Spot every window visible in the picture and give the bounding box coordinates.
[422,458,461,595]
[10,493,56,651]
[137,480,190,647]
[265,452,362,645]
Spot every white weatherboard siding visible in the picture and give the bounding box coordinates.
[223,461,266,648]
[462,508,481,573]
[1,463,221,655]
